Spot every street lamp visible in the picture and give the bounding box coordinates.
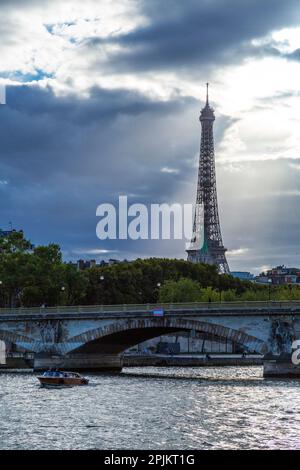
[59,286,66,306]
[99,275,105,305]
[268,278,272,301]
[155,282,161,303]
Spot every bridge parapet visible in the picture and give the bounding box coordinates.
[1,300,300,318]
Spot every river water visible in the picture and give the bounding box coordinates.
[0,366,300,450]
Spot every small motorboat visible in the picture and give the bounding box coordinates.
[37,370,89,387]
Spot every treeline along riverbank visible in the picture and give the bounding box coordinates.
[0,231,297,308]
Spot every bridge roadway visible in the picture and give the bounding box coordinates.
[1,301,300,376]
[1,300,300,320]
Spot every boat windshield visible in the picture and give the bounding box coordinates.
[43,370,64,377]
[42,371,82,378]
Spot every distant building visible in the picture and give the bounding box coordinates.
[256,265,300,285]
[255,276,271,285]
[0,228,23,238]
[69,258,122,270]
[76,259,96,270]
[231,271,255,281]
[0,229,13,238]
[285,275,298,284]
[108,258,121,265]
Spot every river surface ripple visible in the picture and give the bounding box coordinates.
[0,366,300,450]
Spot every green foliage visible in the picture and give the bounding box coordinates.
[0,230,33,254]
[239,285,300,301]
[159,278,201,302]
[221,289,237,301]
[1,233,300,307]
[83,258,261,305]
[84,258,225,305]
[0,232,87,307]
[198,287,220,302]
[160,279,300,303]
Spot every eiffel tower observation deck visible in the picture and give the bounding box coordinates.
[186,84,230,274]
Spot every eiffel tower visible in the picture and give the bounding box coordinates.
[186,84,230,274]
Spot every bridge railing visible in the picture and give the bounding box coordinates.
[1,300,300,315]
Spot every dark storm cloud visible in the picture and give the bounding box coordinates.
[6,84,189,125]
[0,84,208,257]
[0,84,194,181]
[286,48,300,61]
[89,0,300,72]
[2,83,299,269]
[258,44,300,63]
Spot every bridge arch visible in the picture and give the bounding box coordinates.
[0,329,37,352]
[66,317,267,355]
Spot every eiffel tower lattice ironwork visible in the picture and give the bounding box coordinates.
[186,84,230,274]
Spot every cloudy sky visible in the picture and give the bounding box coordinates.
[1,0,300,273]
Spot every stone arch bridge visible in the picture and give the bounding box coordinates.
[0,301,300,372]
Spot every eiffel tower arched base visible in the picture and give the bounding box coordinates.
[186,248,230,275]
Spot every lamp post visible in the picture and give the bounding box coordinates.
[60,285,66,305]
[99,275,105,305]
[156,282,161,303]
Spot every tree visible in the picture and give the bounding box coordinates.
[60,264,88,305]
[0,235,285,308]
[0,232,87,307]
[0,231,34,307]
[159,278,201,303]
[198,286,220,302]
